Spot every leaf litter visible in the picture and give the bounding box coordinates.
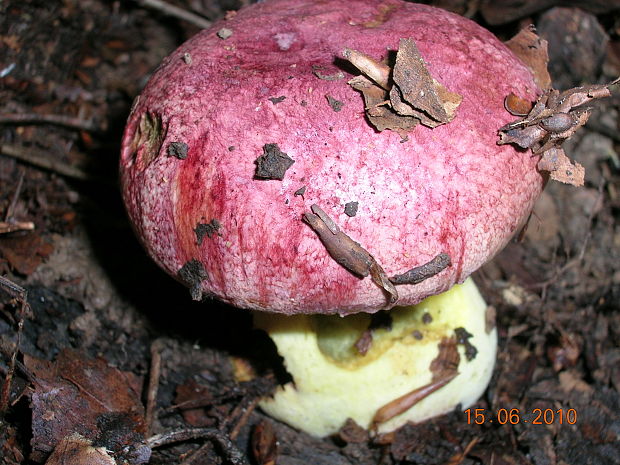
[344,38,462,137]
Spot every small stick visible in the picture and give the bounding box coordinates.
[0,221,35,234]
[445,437,480,465]
[0,276,28,413]
[342,48,391,90]
[136,0,213,29]
[1,143,89,180]
[179,442,213,465]
[147,428,248,465]
[390,252,451,285]
[229,397,259,440]
[5,169,24,222]
[0,113,100,132]
[145,339,163,437]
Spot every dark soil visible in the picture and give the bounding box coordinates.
[1,1,620,464]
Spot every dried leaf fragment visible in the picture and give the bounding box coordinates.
[390,39,462,126]
[254,143,294,180]
[538,147,585,186]
[345,39,462,134]
[45,434,116,465]
[25,349,147,463]
[326,94,344,112]
[312,64,345,81]
[252,420,278,465]
[303,204,397,304]
[505,25,552,90]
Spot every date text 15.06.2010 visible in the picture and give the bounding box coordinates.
[464,408,577,425]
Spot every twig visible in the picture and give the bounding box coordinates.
[5,169,24,222]
[147,428,248,465]
[0,276,28,413]
[0,221,35,234]
[445,437,480,465]
[163,386,245,412]
[229,397,259,440]
[179,442,213,465]
[0,113,100,132]
[1,143,89,180]
[145,339,163,437]
[135,0,213,29]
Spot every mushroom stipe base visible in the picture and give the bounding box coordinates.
[255,278,497,437]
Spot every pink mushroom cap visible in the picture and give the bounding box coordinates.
[120,0,543,315]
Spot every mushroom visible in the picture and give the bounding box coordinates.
[120,0,543,436]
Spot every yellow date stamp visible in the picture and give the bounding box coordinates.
[464,408,577,425]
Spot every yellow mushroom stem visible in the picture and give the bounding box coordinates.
[254,277,497,437]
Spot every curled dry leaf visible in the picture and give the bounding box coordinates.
[537,147,585,186]
[348,75,418,135]
[504,25,552,90]
[345,38,462,135]
[498,79,618,186]
[303,204,397,305]
[342,48,390,89]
